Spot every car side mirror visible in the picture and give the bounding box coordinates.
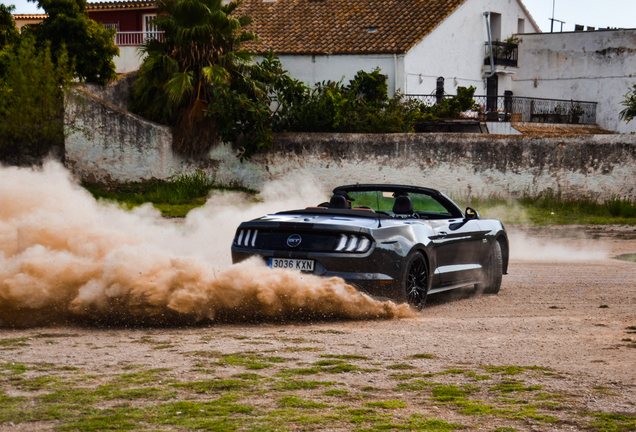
[465,207,480,220]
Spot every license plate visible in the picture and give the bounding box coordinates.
[269,258,315,272]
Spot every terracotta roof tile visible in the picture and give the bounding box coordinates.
[237,0,466,55]
[12,14,48,19]
[86,1,156,10]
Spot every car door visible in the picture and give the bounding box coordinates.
[440,218,486,284]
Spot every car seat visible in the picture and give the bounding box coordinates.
[328,195,348,209]
[393,195,413,216]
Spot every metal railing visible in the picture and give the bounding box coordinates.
[405,94,598,125]
[115,31,165,46]
[484,41,518,67]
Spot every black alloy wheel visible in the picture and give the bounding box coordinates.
[404,253,429,309]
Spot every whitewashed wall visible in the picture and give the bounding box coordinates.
[512,30,636,133]
[114,46,146,74]
[404,0,538,96]
[271,54,405,96]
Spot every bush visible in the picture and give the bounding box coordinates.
[0,35,73,163]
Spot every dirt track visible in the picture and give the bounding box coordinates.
[1,228,635,431]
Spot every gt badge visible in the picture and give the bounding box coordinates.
[287,234,302,248]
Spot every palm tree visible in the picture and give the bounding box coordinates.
[131,0,259,156]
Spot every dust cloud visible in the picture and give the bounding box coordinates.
[0,162,413,328]
[508,232,608,261]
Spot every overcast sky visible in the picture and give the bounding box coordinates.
[3,0,635,33]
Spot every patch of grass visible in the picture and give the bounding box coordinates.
[390,372,426,380]
[116,368,172,385]
[586,412,636,432]
[386,364,416,370]
[322,389,349,397]
[211,352,287,370]
[432,384,479,402]
[491,428,517,432]
[395,380,438,392]
[83,172,258,218]
[278,395,330,409]
[406,353,437,359]
[172,379,253,393]
[482,365,548,375]
[364,400,406,410]
[320,354,370,360]
[489,380,542,394]
[0,363,28,374]
[232,373,263,380]
[273,380,335,391]
[457,193,636,225]
[0,338,29,349]
[152,344,174,350]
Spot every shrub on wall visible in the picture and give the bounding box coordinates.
[0,35,73,163]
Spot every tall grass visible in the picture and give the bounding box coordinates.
[456,190,636,225]
[83,171,258,216]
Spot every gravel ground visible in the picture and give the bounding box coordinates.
[1,227,635,431]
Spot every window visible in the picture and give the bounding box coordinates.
[489,12,502,41]
[103,22,119,31]
[143,14,157,33]
[517,18,525,34]
[345,190,459,219]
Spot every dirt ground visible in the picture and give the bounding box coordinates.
[1,226,635,431]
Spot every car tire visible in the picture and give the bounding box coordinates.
[402,252,430,309]
[476,240,503,294]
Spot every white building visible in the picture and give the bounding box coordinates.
[239,0,540,98]
[513,29,636,134]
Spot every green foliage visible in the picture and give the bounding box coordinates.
[0,35,73,162]
[25,0,118,84]
[276,69,425,134]
[83,171,257,217]
[620,84,636,123]
[605,196,636,218]
[131,0,259,156]
[419,85,478,120]
[0,4,19,51]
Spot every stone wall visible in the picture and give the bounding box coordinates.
[65,87,184,183]
[226,133,636,200]
[65,82,636,199]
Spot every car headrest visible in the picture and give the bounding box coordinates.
[393,196,413,214]
[328,195,348,209]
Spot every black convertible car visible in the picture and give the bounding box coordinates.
[231,184,508,308]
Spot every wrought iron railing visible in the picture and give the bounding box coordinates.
[115,31,165,46]
[484,41,518,67]
[405,94,598,125]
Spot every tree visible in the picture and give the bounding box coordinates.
[131,0,259,156]
[619,85,636,123]
[0,35,73,163]
[26,0,118,84]
[0,4,19,51]
[0,4,20,77]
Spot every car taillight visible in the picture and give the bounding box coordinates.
[235,229,258,247]
[334,234,371,253]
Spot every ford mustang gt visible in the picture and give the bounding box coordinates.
[231,184,509,308]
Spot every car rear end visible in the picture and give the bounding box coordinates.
[231,215,401,298]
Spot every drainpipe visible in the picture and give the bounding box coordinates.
[394,53,398,96]
[484,12,496,78]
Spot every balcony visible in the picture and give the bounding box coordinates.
[115,31,165,46]
[484,41,518,68]
[405,94,598,125]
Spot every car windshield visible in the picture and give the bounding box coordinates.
[344,190,457,218]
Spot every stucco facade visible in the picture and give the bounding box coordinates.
[404,0,537,96]
[512,29,636,134]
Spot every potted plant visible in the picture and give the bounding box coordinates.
[569,102,584,124]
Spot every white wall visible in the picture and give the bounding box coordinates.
[404,0,538,96]
[114,46,146,74]
[512,30,636,133]
[273,54,405,96]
